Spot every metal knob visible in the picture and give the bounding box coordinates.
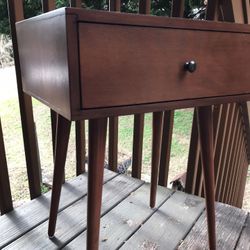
[184,61,197,73]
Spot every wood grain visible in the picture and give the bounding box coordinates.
[4,175,142,250]
[121,191,205,250]
[0,170,116,249]
[64,184,173,249]
[236,213,250,250]
[79,22,250,109]
[179,203,248,250]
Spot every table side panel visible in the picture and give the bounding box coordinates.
[79,22,250,109]
[16,11,72,119]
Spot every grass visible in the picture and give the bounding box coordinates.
[0,96,249,212]
[0,97,193,204]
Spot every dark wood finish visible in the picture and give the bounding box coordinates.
[220,106,239,202]
[76,120,86,175]
[197,106,216,250]
[107,0,120,173]
[70,0,82,8]
[50,110,57,160]
[87,118,107,250]
[0,119,13,215]
[216,104,235,200]
[171,0,185,18]
[109,0,120,12]
[214,104,230,191]
[158,0,182,188]
[139,0,151,14]
[158,110,174,186]
[226,115,242,204]
[132,114,144,179]
[79,21,250,110]
[8,0,41,199]
[48,115,71,237]
[16,8,250,120]
[150,112,163,208]
[108,116,118,172]
[206,0,220,21]
[42,0,66,183]
[131,0,150,180]
[186,111,199,194]
[41,0,56,12]
[16,8,72,120]
[15,5,250,249]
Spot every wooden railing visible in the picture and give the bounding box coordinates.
[0,0,249,216]
[185,0,250,208]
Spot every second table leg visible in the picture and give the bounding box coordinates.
[197,106,216,250]
[87,118,107,250]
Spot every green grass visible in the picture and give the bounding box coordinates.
[0,97,194,204]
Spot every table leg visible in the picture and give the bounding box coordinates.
[48,114,71,237]
[150,112,164,208]
[197,106,216,250]
[87,118,107,250]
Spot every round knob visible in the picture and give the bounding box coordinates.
[184,61,197,73]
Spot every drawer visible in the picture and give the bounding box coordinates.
[79,22,250,109]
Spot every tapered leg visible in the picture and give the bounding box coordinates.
[87,118,107,250]
[48,114,71,237]
[150,112,163,208]
[197,106,216,250]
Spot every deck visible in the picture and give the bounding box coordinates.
[0,170,249,250]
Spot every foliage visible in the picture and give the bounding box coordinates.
[0,0,204,36]
[0,34,13,67]
[0,0,9,35]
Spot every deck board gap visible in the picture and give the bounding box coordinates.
[0,170,118,249]
[234,212,249,249]
[60,180,145,248]
[117,189,176,249]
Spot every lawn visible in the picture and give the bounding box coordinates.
[0,96,193,205]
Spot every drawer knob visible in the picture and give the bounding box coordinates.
[184,61,197,73]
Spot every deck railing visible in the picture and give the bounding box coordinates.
[0,0,249,216]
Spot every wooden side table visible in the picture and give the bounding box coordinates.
[16,8,250,250]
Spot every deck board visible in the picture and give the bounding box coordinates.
[120,191,205,250]
[236,213,250,250]
[4,174,142,250]
[0,171,249,250]
[64,184,173,249]
[0,169,116,249]
[178,203,248,250]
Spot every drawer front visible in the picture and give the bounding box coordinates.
[79,22,250,109]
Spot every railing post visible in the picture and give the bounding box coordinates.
[108,0,121,172]
[0,119,13,215]
[7,0,41,199]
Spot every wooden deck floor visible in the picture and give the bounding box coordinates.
[0,170,249,250]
